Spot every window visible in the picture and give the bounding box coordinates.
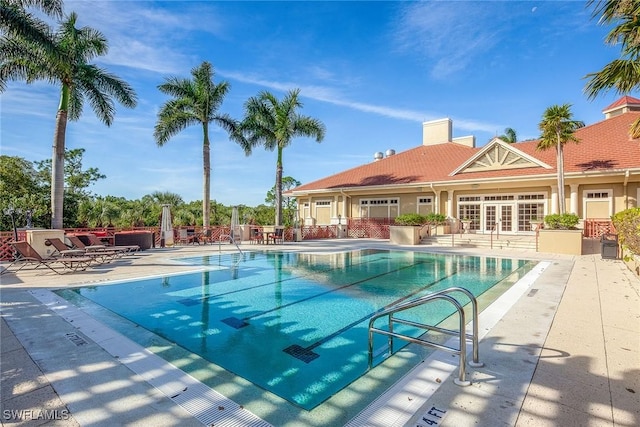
[360,198,399,218]
[583,189,612,218]
[517,203,545,231]
[458,204,481,230]
[585,191,609,199]
[484,195,514,201]
[459,196,481,202]
[417,197,433,215]
[518,194,545,200]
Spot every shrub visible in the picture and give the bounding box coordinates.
[425,213,448,224]
[544,213,580,230]
[394,213,427,226]
[612,207,640,256]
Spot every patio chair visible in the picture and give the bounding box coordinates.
[86,233,139,253]
[249,227,264,244]
[270,227,284,245]
[200,229,213,244]
[6,241,93,274]
[176,228,199,245]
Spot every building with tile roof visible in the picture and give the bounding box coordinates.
[288,96,640,234]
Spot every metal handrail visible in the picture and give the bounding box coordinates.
[218,234,243,256]
[489,222,497,249]
[368,286,483,386]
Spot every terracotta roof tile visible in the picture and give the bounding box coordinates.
[292,110,640,193]
[602,95,640,112]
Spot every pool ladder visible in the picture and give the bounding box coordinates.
[367,287,483,386]
[217,234,243,256]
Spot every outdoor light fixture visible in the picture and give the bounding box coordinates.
[25,209,33,229]
[3,206,21,241]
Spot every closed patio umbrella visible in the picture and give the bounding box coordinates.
[160,204,174,247]
[231,206,240,243]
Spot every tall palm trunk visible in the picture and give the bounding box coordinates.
[202,123,211,228]
[275,146,284,226]
[556,133,566,214]
[51,85,70,229]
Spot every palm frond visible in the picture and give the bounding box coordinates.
[584,59,640,99]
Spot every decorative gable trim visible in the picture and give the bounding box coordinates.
[450,138,551,176]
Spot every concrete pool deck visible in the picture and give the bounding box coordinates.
[1,239,638,426]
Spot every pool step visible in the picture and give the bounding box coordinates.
[420,234,537,251]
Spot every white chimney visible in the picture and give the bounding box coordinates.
[422,118,452,146]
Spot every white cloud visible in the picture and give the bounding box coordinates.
[393,2,502,79]
[220,70,500,133]
[66,1,226,75]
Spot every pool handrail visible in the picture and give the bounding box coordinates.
[367,286,483,386]
[218,233,243,256]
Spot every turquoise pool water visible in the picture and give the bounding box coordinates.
[58,249,532,410]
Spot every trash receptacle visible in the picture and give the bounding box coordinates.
[600,233,618,259]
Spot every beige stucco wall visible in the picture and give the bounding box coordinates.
[538,229,583,255]
[293,175,639,226]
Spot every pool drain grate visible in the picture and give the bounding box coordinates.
[221,316,248,328]
[65,332,87,346]
[283,344,319,363]
[177,298,201,306]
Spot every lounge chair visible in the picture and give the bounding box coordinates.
[86,233,139,253]
[5,241,93,274]
[66,235,125,258]
[46,238,112,263]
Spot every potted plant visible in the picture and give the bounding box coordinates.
[529,217,544,232]
[460,217,472,234]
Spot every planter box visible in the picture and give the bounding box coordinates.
[434,224,451,236]
[538,229,583,255]
[390,225,421,245]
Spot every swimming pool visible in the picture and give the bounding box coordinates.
[56,249,533,411]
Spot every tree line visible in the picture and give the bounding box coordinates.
[0,149,302,231]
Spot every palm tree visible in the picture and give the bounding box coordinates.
[154,61,238,229]
[585,0,640,137]
[537,104,585,214]
[0,0,64,91]
[0,12,137,229]
[497,127,518,143]
[239,89,325,226]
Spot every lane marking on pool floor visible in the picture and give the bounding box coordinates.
[30,289,273,427]
[345,260,550,427]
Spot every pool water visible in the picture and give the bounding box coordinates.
[58,249,533,410]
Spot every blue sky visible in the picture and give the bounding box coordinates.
[1,1,634,206]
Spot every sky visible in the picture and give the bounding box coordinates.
[1,0,636,207]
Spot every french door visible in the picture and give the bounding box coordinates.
[484,204,513,233]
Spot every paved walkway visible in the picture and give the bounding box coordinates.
[1,241,638,426]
